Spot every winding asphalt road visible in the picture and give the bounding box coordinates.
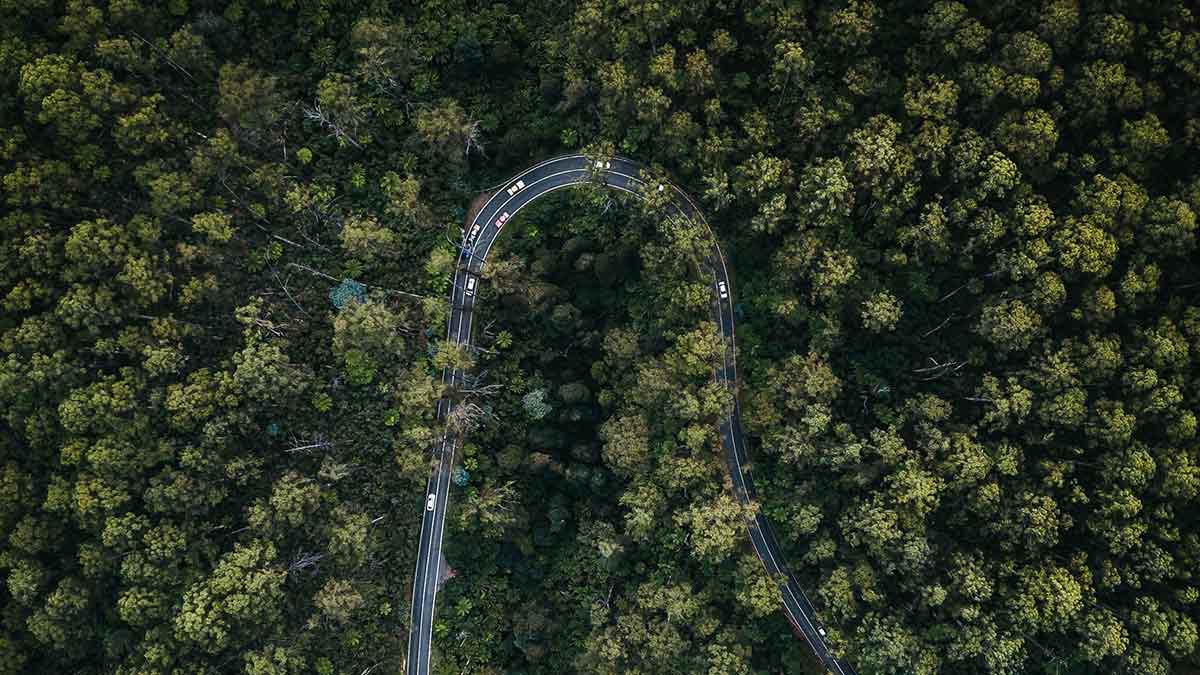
[405,154,857,675]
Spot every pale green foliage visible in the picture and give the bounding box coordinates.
[522,387,552,420]
[313,578,364,625]
[191,211,235,243]
[797,157,853,228]
[340,212,397,262]
[861,290,902,332]
[415,98,481,159]
[174,541,284,653]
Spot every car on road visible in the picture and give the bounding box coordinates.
[465,223,481,244]
[818,627,827,637]
[426,494,436,511]
[718,281,729,299]
[495,211,510,229]
[594,160,610,169]
[506,179,526,196]
[464,277,477,296]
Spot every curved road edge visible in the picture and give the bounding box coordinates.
[405,154,857,675]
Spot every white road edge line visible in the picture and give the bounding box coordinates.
[410,155,850,675]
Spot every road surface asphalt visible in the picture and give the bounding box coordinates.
[406,154,857,675]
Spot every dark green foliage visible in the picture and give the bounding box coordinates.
[2,1,1200,674]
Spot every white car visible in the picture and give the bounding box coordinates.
[657,184,665,192]
[718,281,729,299]
[594,160,610,169]
[464,277,477,296]
[818,627,827,637]
[426,494,436,511]
[495,211,510,229]
[506,179,526,196]
[466,223,481,244]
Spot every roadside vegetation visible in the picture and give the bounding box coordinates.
[432,190,796,673]
[1,1,1198,674]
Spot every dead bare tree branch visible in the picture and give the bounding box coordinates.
[303,102,364,149]
[271,269,311,317]
[286,435,335,454]
[285,262,428,301]
[445,401,494,435]
[288,551,325,575]
[921,314,956,338]
[912,357,967,381]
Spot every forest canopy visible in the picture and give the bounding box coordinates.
[1,1,1200,674]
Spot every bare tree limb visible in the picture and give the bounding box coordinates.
[921,314,956,338]
[303,102,364,149]
[272,269,311,317]
[286,435,335,454]
[288,551,325,575]
[285,262,428,301]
